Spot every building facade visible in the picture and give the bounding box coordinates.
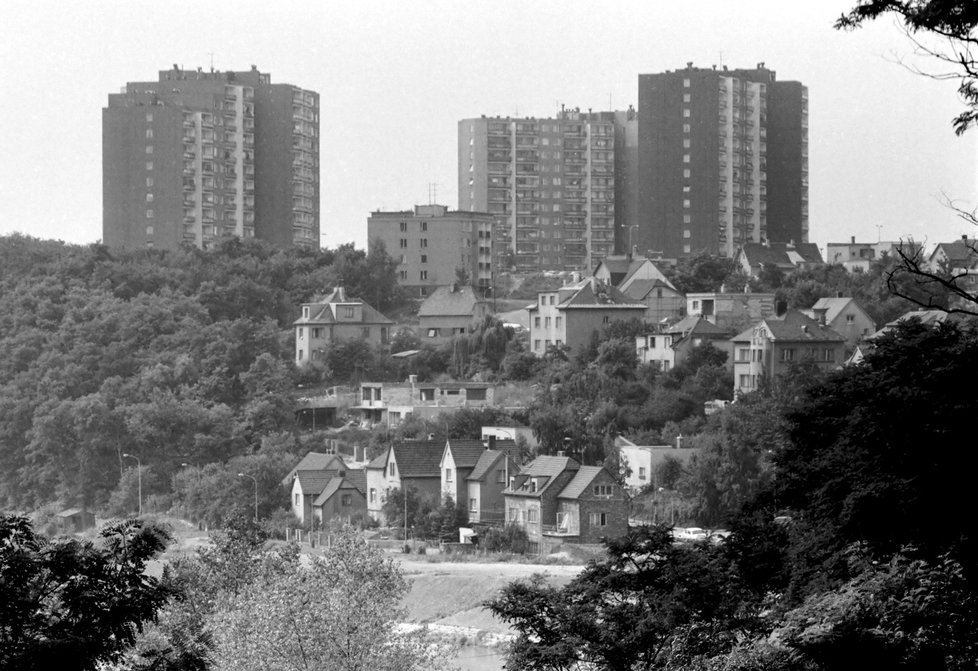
[636,63,808,258]
[368,204,493,297]
[103,65,319,251]
[294,287,394,366]
[459,109,618,272]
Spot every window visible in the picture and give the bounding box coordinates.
[549,296,555,305]
[639,467,647,480]
[399,222,407,232]
[589,512,608,527]
[781,348,795,362]
[683,123,691,133]
[683,154,690,163]
[146,193,153,203]
[362,327,370,338]
[534,339,541,351]
[683,168,691,179]
[469,498,477,512]
[445,468,453,483]
[145,128,154,139]
[737,348,750,361]
[846,314,855,323]
[420,238,428,248]
[294,493,300,506]
[603,316,610,324]
[341,494,352,506]
[683,93,691,103]
[534,317,541,327]
[496,469,506,483]
[683,108,690,118]
[420,254,427,264]
[593,484,613,497]
[146,161,153,171]
[509,508,519,522]
[421,221,428,232]
[544,317,551,328]
[369,488,377,503]
[399,238,407,248]
[527,508,539,523]
[683,78,690,88]
[145,209,154,219]
[311,327,322,338]
[822,348,834,362]
[555,317,562,328]
[145,225,154,236]
[146,112,154,123]
[420,270,428,280]
[739,374,750,388]
[683,244,691,253]
[427,328,439,338]
[145,145,153,154]
[342,306,354,318]
[389,463,396,477]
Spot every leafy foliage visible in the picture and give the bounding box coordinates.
[0,515,172,671]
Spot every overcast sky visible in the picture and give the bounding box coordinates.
[2,1,976,255]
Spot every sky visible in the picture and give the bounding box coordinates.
[2,1,976,256]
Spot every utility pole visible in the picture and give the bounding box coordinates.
[122,453,141,516]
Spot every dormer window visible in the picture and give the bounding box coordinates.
[343,306,354,318]
[302,306,309,318]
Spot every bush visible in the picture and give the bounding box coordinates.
[480,523,529,554]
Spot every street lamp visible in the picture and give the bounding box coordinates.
[238,473,258,522]
[628,225,639,258]
[122,453,141,517]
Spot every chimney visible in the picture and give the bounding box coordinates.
[488,435,496,450]
[963,234,969,243]
[775,299,788,317]
[851,235,855,244]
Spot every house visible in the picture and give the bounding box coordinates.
[734,242,824,277]
[417,284,491,343]
[440,437,520,505]
[616,437,699,493]
[825,236,879,271]
[365,440,444,523]
[867,309,960,341]
[592,255,672,292]
[353,380,495,426]
[294,287,395,366]
[926,236,978,304]
[310,471,368,526]
[482,425,537,450]
[466,448,520,525]
[635,315,734,372]
[528,276,648,357]
[731,310,846,396]
[55,508,96,534]
[503,455,628,548]
[291,470,342,525]
[686,291,776,330]
[804,297,877,351]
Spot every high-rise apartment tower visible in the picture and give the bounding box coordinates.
[459,109,617,272]
[636,63,808,258]
[103,65,319,251]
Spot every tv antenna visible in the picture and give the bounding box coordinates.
[427,182,438,205]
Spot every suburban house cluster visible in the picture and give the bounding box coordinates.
[284,434,629,550]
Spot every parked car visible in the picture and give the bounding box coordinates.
[672,526,708,543]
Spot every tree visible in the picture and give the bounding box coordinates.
[837,1,978,315]
[0,515,172,671]
[486,525,757,671]
[210,527,448,670]
[838,0,978,136]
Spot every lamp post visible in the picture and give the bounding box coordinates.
[238,473,258,522]
[628,225,639,258]
[122,453,141,517]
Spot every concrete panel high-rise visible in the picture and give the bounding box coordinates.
[459,109,618,272]
[103,65,319,251]
[635,63,808,258]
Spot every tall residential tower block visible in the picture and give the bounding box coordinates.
[459,109,621,272]
[103,65,319,251]
[636,63,808,258]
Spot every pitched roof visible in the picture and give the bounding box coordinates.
[281,452,346,486]
[418,285,487,317]
[932,239,978,266]
[739,242,824,269]
[344,469,367,494]
[557,466,606,499]
[664,314,732,338]
[294,470,337,496]
[809,296,855,324]
[622,278,679,301]
[506,455,580,497]
[732,309,846,343]
[312,474,366,506]
[444,439,491,469]
[294,289,394,327]
[367,440,444,477]
[468,449,508,481]
[559,278,647,310]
